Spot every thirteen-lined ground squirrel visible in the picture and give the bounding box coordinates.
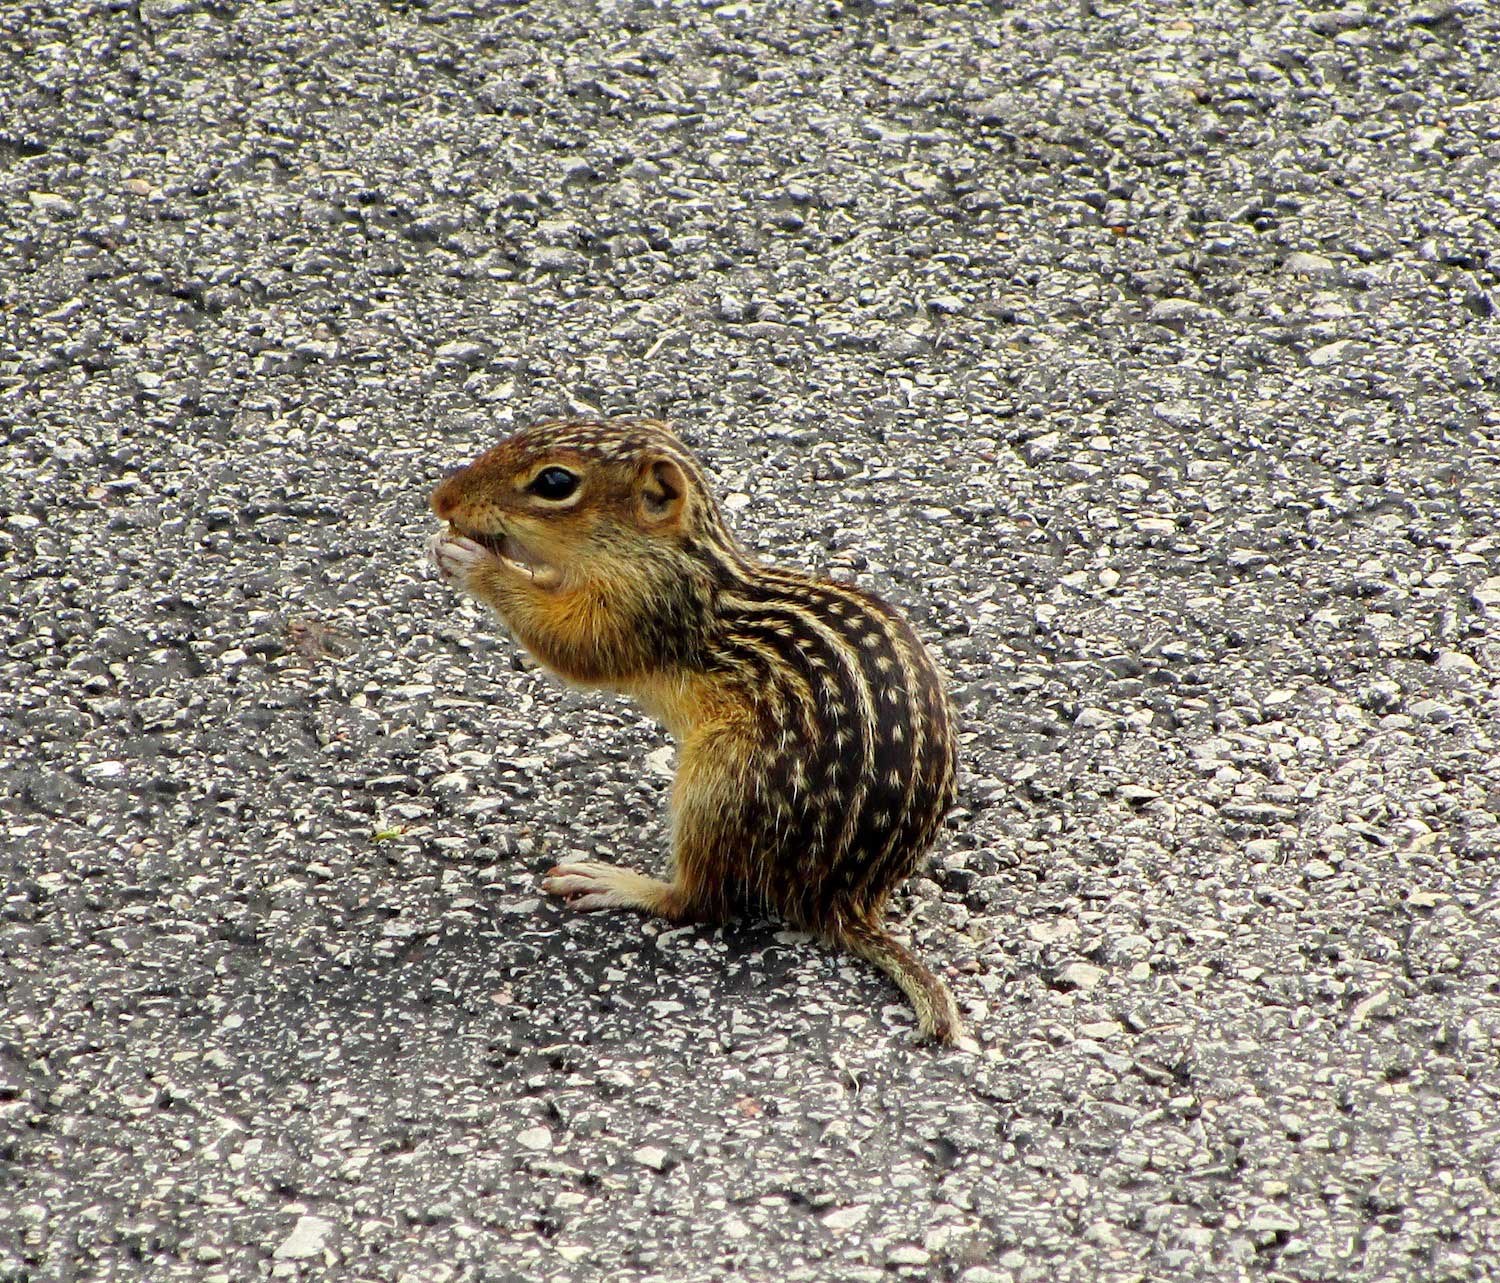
[428,418,968,1047]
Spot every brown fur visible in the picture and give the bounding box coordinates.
[429,417,969,1048]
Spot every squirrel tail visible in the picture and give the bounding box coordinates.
[835,917,974,1050]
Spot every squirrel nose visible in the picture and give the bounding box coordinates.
[431,480,458,520]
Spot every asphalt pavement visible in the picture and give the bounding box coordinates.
[2,1,1498,1280]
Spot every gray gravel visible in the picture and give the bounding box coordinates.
[4,1,1499,1280]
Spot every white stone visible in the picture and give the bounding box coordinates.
[1059,962,1106,990]
[1350,989,1392,1029]
[821,1204,870,1231]
[273,1215,333,1261]
[1308,339,1365,366]
[1152,400,1201,427]
[1135,516,1178,534]
[29,191,76,215]
[1149,297,1213,322]
[1434,651,1479,675]
[887,1244,931,1265]
[960,1268,1013,1283]
[517,1126,552,1152]
[1247,1205,1300,1234]
[632,1145,670,1170]
[1027,918,1078,944]
[645,745,676,779]
[1284,251,1336,275]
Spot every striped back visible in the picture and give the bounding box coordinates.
[708,567,957,925]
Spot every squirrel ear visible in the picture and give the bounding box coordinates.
[638,455,688,528]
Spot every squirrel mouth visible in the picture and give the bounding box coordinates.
[455,524,562,589]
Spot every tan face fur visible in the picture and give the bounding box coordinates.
[433,435,694,582]
[429,420,713,686]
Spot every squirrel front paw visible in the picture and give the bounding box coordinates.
[429,530,487,591]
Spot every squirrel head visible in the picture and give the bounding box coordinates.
[431,417,737,588]
[431,418,744,681]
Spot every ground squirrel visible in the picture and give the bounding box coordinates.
[429,418,968,1047]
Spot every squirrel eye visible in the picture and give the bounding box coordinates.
[527,466,579,501]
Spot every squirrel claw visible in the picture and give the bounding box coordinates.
[542,861,618,909]
[541,860,678,915]
[429,530,485,587]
